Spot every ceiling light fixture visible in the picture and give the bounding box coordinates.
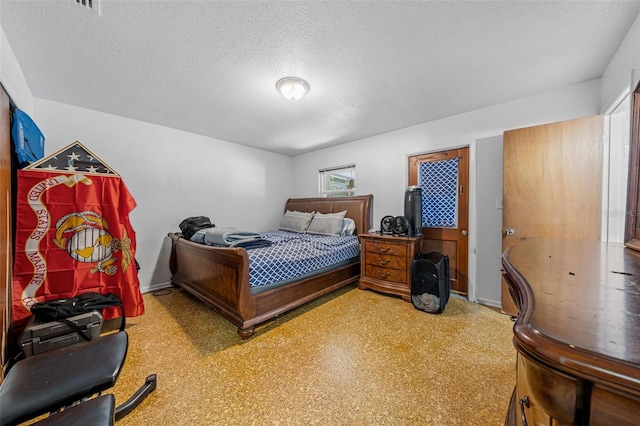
[276,77,310,101]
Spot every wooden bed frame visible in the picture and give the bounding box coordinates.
[168,195,373,339]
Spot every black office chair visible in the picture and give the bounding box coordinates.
[30,395,116,426]
[0,331,156,426]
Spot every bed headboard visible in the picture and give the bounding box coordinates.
[284,194,373,235]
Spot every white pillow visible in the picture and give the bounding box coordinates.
[307,210,347,236]
[340,218,356,236]
[279,210,314,233]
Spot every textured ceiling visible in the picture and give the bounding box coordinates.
[2,1,639,156]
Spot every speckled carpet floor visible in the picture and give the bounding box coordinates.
[111,284,515,425]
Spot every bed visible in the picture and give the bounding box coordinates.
[168,195,373,339]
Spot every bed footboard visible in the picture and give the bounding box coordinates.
[168,233,255,331]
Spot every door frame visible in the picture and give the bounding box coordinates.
[601,85,631,243]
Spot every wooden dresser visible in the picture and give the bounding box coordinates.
[358,233,420,301]
[502,238,640,426]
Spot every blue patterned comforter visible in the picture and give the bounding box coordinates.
[248,230,360,287]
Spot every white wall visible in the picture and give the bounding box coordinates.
[0,24,33,112]
[475,135,503,306]
[33,99,293,293]
[601,13,640,110]
[292,79,601,306]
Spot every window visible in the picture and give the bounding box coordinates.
[319,164,355,197]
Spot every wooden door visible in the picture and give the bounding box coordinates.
[624,89,640,248]
[409,147,469,294]
[501,115,603,315]
[0,86,12,379]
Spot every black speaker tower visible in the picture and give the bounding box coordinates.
[404,186,422,237]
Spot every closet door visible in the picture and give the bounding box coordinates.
[0,85,12,379]
[501,115,603,315]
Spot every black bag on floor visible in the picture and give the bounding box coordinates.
[30,292,125,340]
[410,252,450,313]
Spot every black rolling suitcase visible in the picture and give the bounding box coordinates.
[410,252,450,313]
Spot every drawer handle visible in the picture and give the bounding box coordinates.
[519,396,529,426]
[377,257,390,265]
[375,244,391,252]
[377,270,391,278]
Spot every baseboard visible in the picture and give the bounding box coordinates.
[474,297,501,309]
[141,281,173,294]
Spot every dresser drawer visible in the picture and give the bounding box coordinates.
[365,254,405,270]
[590,385,640,426]
[364,240,407,256]
[521,353,577,425]
[364,265,407,283]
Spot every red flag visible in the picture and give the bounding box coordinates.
[13,169,144,332]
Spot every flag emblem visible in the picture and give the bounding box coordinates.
[53,211,133,275]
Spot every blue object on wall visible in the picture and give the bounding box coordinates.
[11,108,45,167]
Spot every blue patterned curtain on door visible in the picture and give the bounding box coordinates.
[418,158,459,228]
